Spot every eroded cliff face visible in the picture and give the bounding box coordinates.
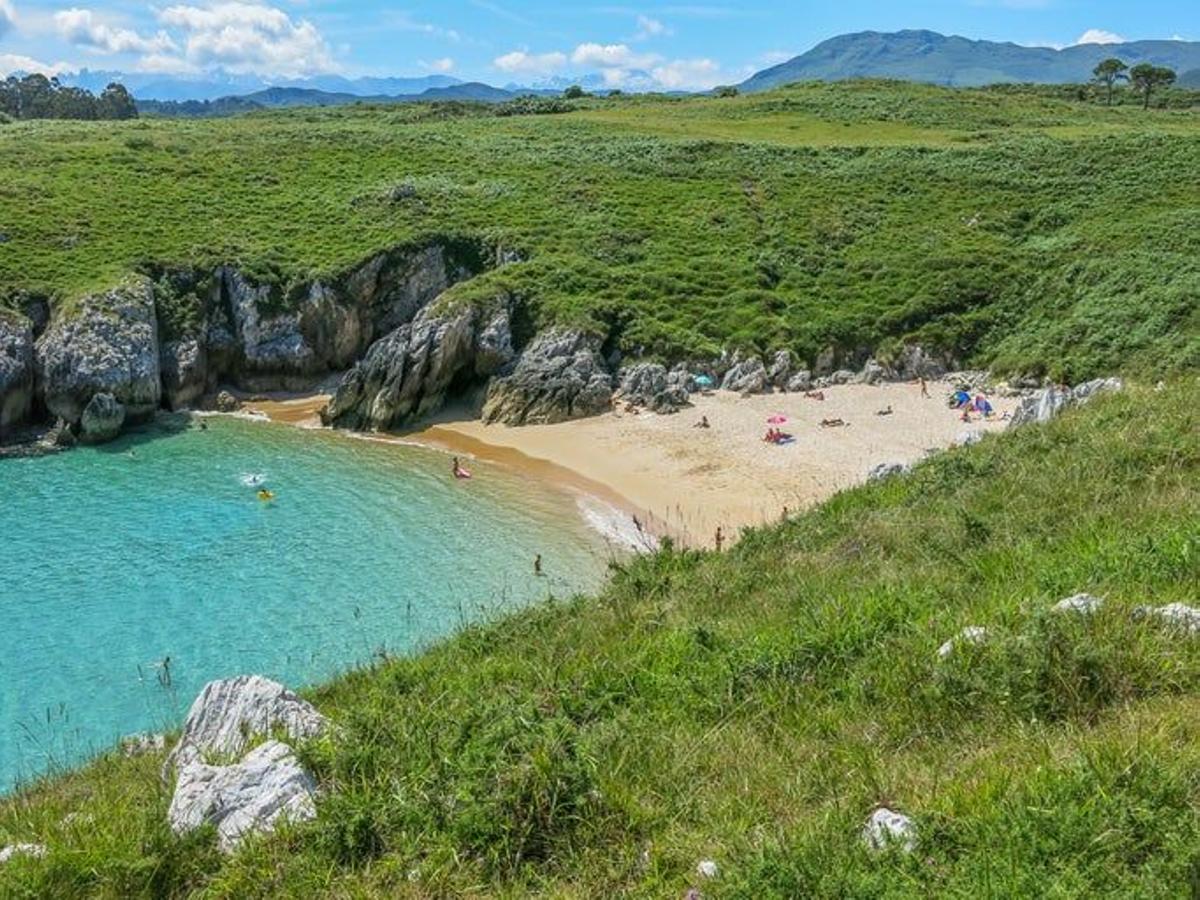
[0,314,34,439]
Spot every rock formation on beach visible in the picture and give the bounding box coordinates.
[0,313,34,440]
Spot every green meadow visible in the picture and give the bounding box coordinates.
[1,81,1197,380]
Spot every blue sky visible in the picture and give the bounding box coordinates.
[0,0,1196,88]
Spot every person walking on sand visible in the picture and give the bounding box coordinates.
[534,554,543,577]
[920,376,930,399]
[714,526,725,552]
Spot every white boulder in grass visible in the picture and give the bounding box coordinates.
[0,843,47,864]
[1053,593,1104,615]
[1137,603,1200,635]
[862,807,917,854]
[937,626,989,660]
[868,462,909,483]
[696,859,720,879]
[168,740,317,853]
[165,674,328,772]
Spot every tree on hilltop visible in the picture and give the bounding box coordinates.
[1129,63,1177,109]
[1092,58,1128,106]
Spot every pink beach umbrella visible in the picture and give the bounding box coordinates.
[767,415,788,425]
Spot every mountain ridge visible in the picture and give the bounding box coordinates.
[741,29,1200,90]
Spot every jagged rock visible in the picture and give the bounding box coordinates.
[1011,378,1123,427]
[721,356,768,394]
[48,417,76,447]
[814,345,837,376]
[0,313,34,438]
[168,740,317,853]
[213,390,240,413]
[814,369,857,389]
[122,733,167,757]
[618,363,690,413]
[858,359,887,385]
[221,269,320,380]
[1135,603,1200,634]
[862,808,917,853]
[165,675,328,772]
[473,307,515,376]
[0,843,47,864]
[1054,593,1104,615]
[483,330,614,425]
[35,278,161,429]
[937,626,989,659]
[160,338,208,410]
[79,393,126,444]
[325,302,480,430]
[956,431,984,447]
[767,350,793,389]
[868,462,909,482]
[786,370,813,393]
[947,371,993,393]
[890,344,947,380]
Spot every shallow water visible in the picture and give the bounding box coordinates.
[0,415,613,790]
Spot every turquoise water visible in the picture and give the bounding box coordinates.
[0,415,612,791]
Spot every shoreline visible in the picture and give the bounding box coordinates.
[243,381,1017,549]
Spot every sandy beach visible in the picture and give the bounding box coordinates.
[246,381,1015,548]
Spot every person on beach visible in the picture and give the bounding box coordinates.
[714,527,725,552]
[820,418,848,428]
[694,416,711,429]
[534,554,543,577]
[876,405,894,416]
[452,457,472,480]
[919,377,930,399]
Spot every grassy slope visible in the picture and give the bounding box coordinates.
[0,82,1197,379]
[2,383,1197,898]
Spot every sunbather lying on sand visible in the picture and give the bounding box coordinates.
[804,391,826,401]
[820,418,849,428]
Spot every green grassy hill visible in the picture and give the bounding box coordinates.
[1,81,1197,380]
[1,384,1197,897]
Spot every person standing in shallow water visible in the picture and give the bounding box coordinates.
[534,554,543,577]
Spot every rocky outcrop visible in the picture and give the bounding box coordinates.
[483,330,614,425]
[721,356,768,394]
[327,302,514,431]
[79,393,126,444]
[168,740,318,853]
[786,370,813,393]
[767,350,793,389]
[867,462,909,483]
[617,363,691,413]
[35,279,162,432]
[0,313,34,438]
[160,338,208,410]
[1011,378,1123,427]
[165,675,328,771]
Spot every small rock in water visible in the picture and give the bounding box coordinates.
[696,859,720,879]
[214,390,241,413]
[937,626,989,659]
[862,808,917,853]
[1053,593,1104,615]
[0,843,47,864]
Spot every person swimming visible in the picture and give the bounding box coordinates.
[257,489,275,501]
[452,457,472,480]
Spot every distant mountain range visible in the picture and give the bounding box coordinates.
[741,30,1200,91]
[58,70,464,102]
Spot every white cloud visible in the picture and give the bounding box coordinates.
[632,15,671,41]
[0,0,16,39]
[157,2,337,77]
[384,11,461,43]
[651,57,723,90]
[571,43,660,70]
[425,57,455,73]
[1075,29,1127,45]
[493,49,567,75]
[0,52,74,77]
[55,8,176,55]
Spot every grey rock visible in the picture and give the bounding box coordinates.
[947,370,993,393]
[1137,603,1200,634]
[221,269,319,379]
[1011,378,1123,427]
[1053,593,1104,615]
[473,307,515,376]
[214,390,240,413]
[48,417,76,447]
[483,330,614,425]
[325,301,480,431]
[160,338,208,410]
[889,344,947,380]
[786,370,813,393]
[165,675,327,772]
[956,430,984,447]
[168,740,317,853]
[862,808,917,853]
[122,733,167,757]
[618,363,690,413]
[1071,377,1124,403]
[859,359,887,385]
[696,859,720,879]
[0,313,34,438]
[827,369,858,386]
[721,356,768,394]
[867,462,909,483]
[767,350,793,389]
[814,345,837,376]
[35,278,161,427]
[937,626,989,659]
[0,843,47,864]
[79,393,126,445]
